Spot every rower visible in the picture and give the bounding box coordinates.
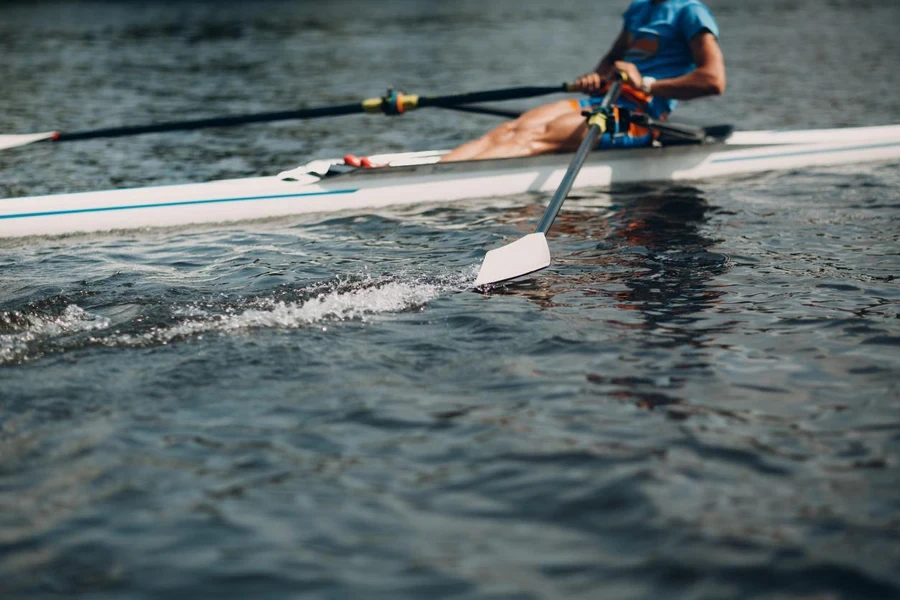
[440,0,726,162]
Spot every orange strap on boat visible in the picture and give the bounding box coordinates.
[607,107,652,138]
[343,154,383,169]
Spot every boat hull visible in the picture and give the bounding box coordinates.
[2,127,900,239]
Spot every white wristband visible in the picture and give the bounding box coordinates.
[640,76,656,95]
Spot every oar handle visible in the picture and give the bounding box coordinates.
[535,79,624,235]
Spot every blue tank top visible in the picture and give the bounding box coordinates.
[618,0,720,118]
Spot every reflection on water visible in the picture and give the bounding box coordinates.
[595,187,731,409]
[500,185,732,411]
[602,185,730,343]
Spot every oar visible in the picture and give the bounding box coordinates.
[474,77,625,288]
[0,84,574,151]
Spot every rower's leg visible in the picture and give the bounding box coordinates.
[440,100,579,162]
[452,111,589,161]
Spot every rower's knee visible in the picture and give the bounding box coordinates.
[491,121,555,155]
[482,118,564,157]
[519,123,548,154]
[498,121,519,134]
[487,120,522,143]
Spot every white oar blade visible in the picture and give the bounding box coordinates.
[0,132,56,150]
[474,232,551,287]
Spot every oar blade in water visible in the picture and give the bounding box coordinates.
[473,232,550,287]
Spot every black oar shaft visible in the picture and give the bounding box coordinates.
[535,125,604,234]
[419,85,570,108]
[535,80,623,235]
[50,84,571,143]
[54,103,365,142]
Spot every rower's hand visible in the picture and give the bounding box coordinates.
[574,72,605,95]
[576,62,641,95]
[614,61,643,89]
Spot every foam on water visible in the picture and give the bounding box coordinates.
[0,304,110,365]
[0,269,477,363]
[122,271,472,345]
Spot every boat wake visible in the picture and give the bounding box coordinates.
[0,304,111,365]
[0,268,477,365]
[121,269,474,345]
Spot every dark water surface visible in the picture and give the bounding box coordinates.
[2,1,900,598]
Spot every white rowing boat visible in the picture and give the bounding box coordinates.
[2,124,900,239]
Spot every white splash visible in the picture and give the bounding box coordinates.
[1,270,478,360]
[119,270,475,346]
[0,305,110,364]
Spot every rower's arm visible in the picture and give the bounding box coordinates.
[648,33,726,99]
[595,30,630,77]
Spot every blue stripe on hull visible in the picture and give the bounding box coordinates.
[0,189,358,220]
